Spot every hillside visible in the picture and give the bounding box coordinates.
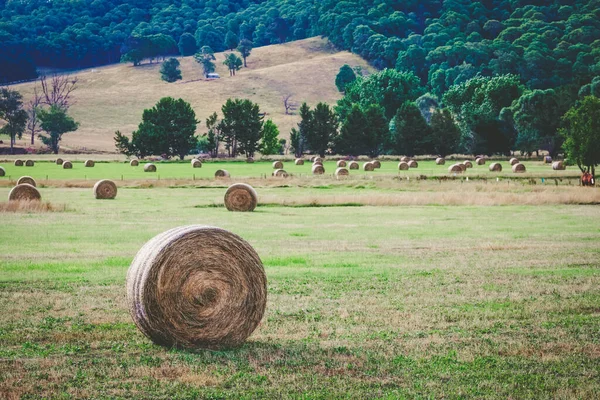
[8,37,372,153]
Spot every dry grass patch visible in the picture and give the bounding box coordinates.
[0,200,68,213]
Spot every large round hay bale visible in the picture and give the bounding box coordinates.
[372,160,381,169]
[130,159,139,167]
[336,160,347,168]
[348,161,359,170]
[363,162,375,171]
[544,156,553,164]
[8,183,41,202]
[272,169,288,178]
[272,161,283,169]
[448,164,463,174]
[408,160,418,168]
[335,167,349,176]
[400,156,410,162]
[512,163,526,173]
[436,158,445,165]
[25,160,34,167]
[476,157,486,165]
[215,169,230,178]
[463,160,473,169]
[17,176,36,187]
[295,159,304,165]
[126,225,266,349]
[62,161,73,169]
[84,160,95,167]
[93,179,118,199]
[489,162,502,172]
[398,162,409,170]
[509,158,519,166]
[0,166,5,177]
[14,159,23,167]
[191,159,202,168]
[224,183,258,212]
[313,157,323,164]
[246,157,254,163]
[55,158,63,165]
[552,161,565,171]
[312,164,325,175]
[457,163,467,172]
[144,163,156,172]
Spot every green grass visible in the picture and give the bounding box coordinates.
[1,185,599,398]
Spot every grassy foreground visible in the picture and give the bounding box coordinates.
[1,184,599,398]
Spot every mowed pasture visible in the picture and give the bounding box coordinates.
[1,180,600,398]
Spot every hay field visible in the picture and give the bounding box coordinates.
[1,182,600,398]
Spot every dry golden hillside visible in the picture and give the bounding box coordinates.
[8,37,372,153]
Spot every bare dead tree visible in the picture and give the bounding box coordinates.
[26,86,43,145]
[282,94,298,115]
[40,74,78,109]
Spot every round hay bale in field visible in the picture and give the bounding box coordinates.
[246,157,254,163]
[130,159,139,167]
[348,161,359,170]
[272,161,283,169]
[93,179,117,199]
[312,164,325,175]
[17,176,36,187]
[335,167,349,176]
[25,160,34,167]
[224,183,258,212]
[272,169,288,178]
[372,160,381,169]
[363,162,375,171]
[489,162,502,172]
[62,161,73,169]
[0,166,5,177]
[448,164,463,174]
[126,225,267,349]
[8,183,41,202]
[400,156,410,162]
[336,160,347,168]
[463,160,473,169]
[313,157,323,164]
[310,156,316,162]
[544,156,553,164]
[55,158,63,165]
[512,163,526,173]
[408,160,418,168]
[191,159,202,168]
[215,169,230,178]
[398,161,409,171]
[84,160,95,167]
[436,158,445,165]
[144,163,156,172]
[14,159,23,167]
[457,163,467,172]
[476,157,486,165]
[509,158,519,166]
[552,161,565,171]
[294,159,304,165]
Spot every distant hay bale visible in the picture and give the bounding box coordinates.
[17,176,36,187]
[144,163,157,172]
[372,160,381,168]
[408,160,418,168]
[191,159,202,168]
[476,157,486,165]
[295,159,304,165]
[512,163,526,173]
[348,161,359,170]
[310,156,316,162]
[457,163,467,172]
[25,160,34,167]
[246,157,254,163]
[552,161,565,170]
[436,158,445,165]
[363,162,375,171]
[489,162,502,172]
[448,164,463,173]
[224,183,258,212]
[0,166,5,177]
[14,159,23,167]
[93,179,118,199]
[313,157,323,164]
[126,225,267,349]
[544,156,553,164]
[62,161,73,169]
[215,169,230,178]
[400,156,410,162]
[272,169,288,177]
[130,159,139,167]
[398,162,409,170]
[336,160,347,168]
[335,167,349,176]
[272,161,283,169]
[84,160,95,167]
[509,158,519,165]
[312,164,325,175]
[8,183,41,202]
[55,158,63,165]
[463,161,473,169]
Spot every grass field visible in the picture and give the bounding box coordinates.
[1,181,599,398]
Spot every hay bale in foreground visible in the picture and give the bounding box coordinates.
[436,158,445,165]
[348,161,359,170]
[8,183,41,201]
[463,161,473,169]
[14,160,23,166]
[144,163,156,172]
[545,156,553,164]
[408,160,418,168]
[448,164,463,173]
[191,159,202,168]
[93,179,118,199]
[25,160,34,167]
[17,176,36,187]
[400,156,410,162]
[336,160,347,168]
[215,169,230,178]
[457,163,467,172]
[363,162,375,171]
[224,183,258,212]
[335,167,349,176]
[552,161,565,170]
[55,158,63,165]
[398,162,409,170]
[84,160,95,167]
[295,159,304,165]
[512,163,526,173]
[272,169,288,178]
[0,166,5,177]
[372,160,381,169]
[489,162,502,172]
[509,158,519,165]
[272,161,283,169]
[126,225,266,349]
[130,159,139,167]
[476,157,486,165]
[62,161,73,169]
[312,164,325,175]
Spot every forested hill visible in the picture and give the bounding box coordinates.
[1,0,600,91]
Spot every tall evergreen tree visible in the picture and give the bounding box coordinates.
[430,108,460,157]
[389,101,431,156]
[305,102,337,157]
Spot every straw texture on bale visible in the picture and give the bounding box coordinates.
[348,161,359,170]
[313,157,323,164]
[310,156,316,162]
[436,158,445,165]
[476,158,486,165]
[312,164,325,175]
[84,160,95,167]
[400,156,410,162]
[126,225,267,349]
[335,167,349,176]
[312,161,323,167]
[463,161,473,169]
[295,159,304,165]
[363,162,375,171]
[215,169,230,178]
[130,159,139,167]
[545,156,553,164]
[552,161,565,170]
[8,183,41,202]
[191,159,202,168]
[14,159,23,166]
[448,164,463,173]
[408,160,418,168]
[62,161,73,169]
[25,160,34,167]
[489,162,502,172]
[509,158,519,166]
[55,158,63,165]
[246,157,254,163]
[17,176,36,187]
[93,179,118,199]
[144,163,157,172]
[272,169,288,178]
[224,183,258,212]
[398,162,409,170]
[512,163,526,173]
[272,161,283,169]
[457,163,467,172]
[0,166,5,177]
[372,160,381,168]
[336,160,347,168]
